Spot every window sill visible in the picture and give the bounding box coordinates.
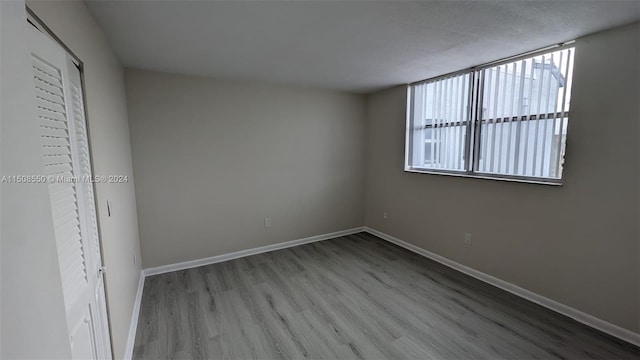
[404,167,563,186]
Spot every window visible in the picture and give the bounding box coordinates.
[406,45,574,184]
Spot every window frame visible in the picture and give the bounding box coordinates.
[405,42,575,186]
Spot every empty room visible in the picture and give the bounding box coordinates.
[1,0,639,359]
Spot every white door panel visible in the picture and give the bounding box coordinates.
[70,305,99,359]
[28,24,112,360]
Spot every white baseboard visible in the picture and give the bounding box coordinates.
[124,269,145,360]
[364,227,640,347]
[143,227,365,277]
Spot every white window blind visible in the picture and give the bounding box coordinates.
[409,73,471,172]
[406,45,575,184]
[476,48,574,179]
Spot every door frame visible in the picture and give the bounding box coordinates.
[26,6,115,357]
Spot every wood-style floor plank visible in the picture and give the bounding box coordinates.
[133,232,640,359]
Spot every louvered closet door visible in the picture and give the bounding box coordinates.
[29,25,112,360]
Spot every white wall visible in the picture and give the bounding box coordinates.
[2,1,144,358]
[364,22,640,334]
[0,1,71,357]
[125,69,366,268]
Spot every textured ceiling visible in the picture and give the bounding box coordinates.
[85,0,640,93]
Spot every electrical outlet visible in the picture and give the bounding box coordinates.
[464,233,473,245]
[383,212,388,219]
[264,217,272,228]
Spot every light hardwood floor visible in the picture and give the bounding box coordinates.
[133,232,639,359]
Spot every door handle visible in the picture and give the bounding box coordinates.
[98,266,106,278]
